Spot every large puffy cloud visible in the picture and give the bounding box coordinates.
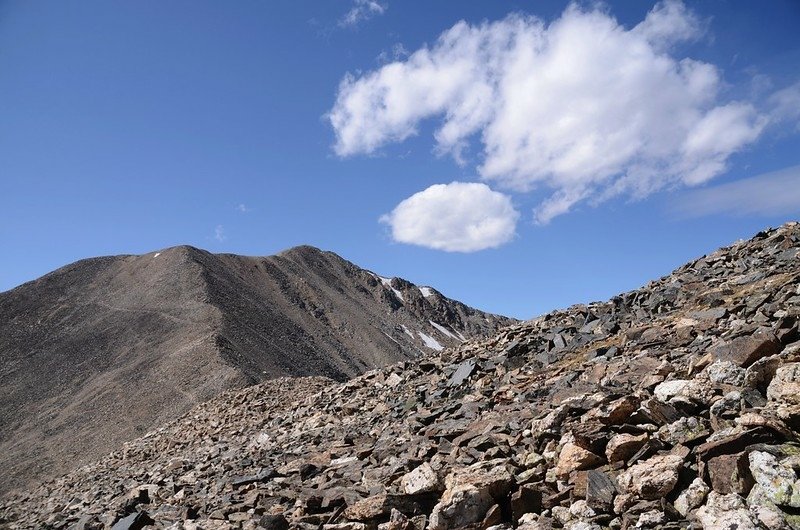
[330,1,767,225]
[380,182,518,252]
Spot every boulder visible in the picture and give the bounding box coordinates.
[696,492,760,530]
[428,459,513,530]
[555,442,603,478]
[707,451,753,495]
[711,330,782,368]
[749,451,800,508]
[400,463,441,495]
[673,478,709,517]
[616,454,683,500]
[768,364,800,405]
[605,433,647,463]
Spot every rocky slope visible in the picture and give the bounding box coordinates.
[2,222,800,530]
[0,245,512,495]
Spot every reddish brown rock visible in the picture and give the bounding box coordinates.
[711,330,782,368]
[707,452,753,495]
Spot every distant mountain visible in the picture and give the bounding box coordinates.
[0,245,514,493]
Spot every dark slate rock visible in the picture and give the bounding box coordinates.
[448,360,476,387]
[110,511,153,530]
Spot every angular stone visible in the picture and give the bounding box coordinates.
[767,363,800,405]
[258,514,289,530]
[605,433,647,463]
[674,478,709,517]
[448,360,476,387]
[554,442,603,478]
[711,330,782,368]
[616,454,683,500]
[696,492,759,530]
[707,451,753,495]
[585,470,615,511]
[749,451,800,508]
[400,463,441,495]
[428,459,513,530]
[657,416,710,445]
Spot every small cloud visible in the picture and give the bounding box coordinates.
[380,182,518,252]
[339,0,387,28]
[214,225,226,242]
[672,165,800,219]
[236,203,250,213]
[377,43,409,64]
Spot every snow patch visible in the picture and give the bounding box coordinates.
[153,253,161,258]
[401,325,414,338]
[419,286,434,297]
[429,321,463,342]
[378,276,405,302]
[418,331,444,351]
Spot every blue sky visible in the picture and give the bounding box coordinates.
[1,0,799,319]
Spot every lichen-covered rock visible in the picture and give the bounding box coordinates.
[749,451,800,508]
[674,478,710,516]
[706,360,746,386]
[747,484,794,530]
[696,492,760,529]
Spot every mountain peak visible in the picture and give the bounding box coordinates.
[0,244,513,494]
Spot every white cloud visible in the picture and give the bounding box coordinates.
[769,81,800,130]
[339,0,387,28]
[236,203,250,213]
[329,1,767,224]
[380,182,518,252]
[214,225,226,242]
[672,165,800,219]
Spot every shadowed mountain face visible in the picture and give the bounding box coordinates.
[0,245,513,494]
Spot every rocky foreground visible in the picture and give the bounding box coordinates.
[2,223,800,529]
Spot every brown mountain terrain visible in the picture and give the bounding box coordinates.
[0,245,513,495]
[2,223,799,529]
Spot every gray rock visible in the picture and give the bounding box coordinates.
[696,492,760,530]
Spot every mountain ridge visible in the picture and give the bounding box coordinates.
[0,244,514,495]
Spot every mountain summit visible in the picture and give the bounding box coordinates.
[0,245,513,493]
